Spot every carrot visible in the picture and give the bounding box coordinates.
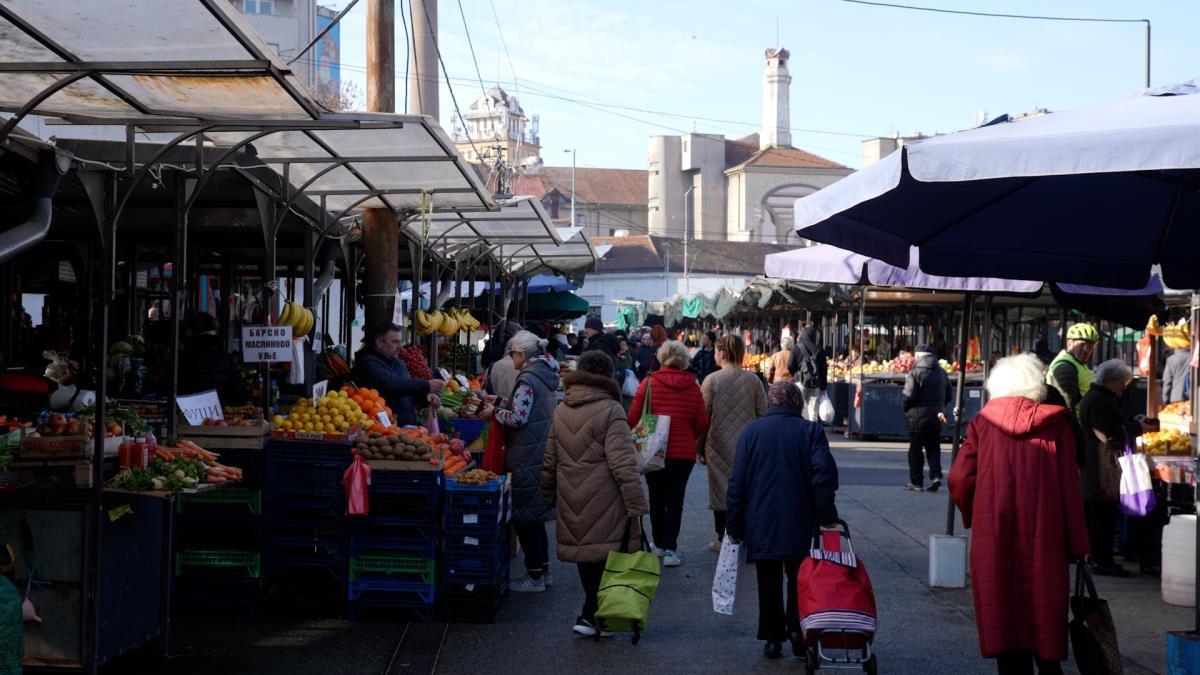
[179,439,218,462]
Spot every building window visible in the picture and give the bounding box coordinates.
[242,0,274,15]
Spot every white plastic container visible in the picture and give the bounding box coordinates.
[929,534,968,588]
[1161,514,1196,607]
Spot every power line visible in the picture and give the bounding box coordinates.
[839,0,1148,24]
[456,0,490,99]
[487,0,519,93]
[413,0,482,159]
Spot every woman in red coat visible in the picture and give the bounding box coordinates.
[949,354,1090,675]
[628,340,709,568]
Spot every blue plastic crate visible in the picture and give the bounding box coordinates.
[442,529,504,555]
[348,578,435,605]
[445,475,506,494]
[350,528,437,558]
[265,502,345,527]
[266,465,344,500]
[439,581,507,623]
[443,553,509,583]
[267,437,353,467]
[371,469,443,495]
[366,492,440,524]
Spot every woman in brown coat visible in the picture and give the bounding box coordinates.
[700,334,767,552]
[541,351,649,638]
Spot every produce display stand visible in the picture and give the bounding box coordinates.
[846,377,984,440]
[440,475,512,623]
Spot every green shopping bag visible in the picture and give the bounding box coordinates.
[595,517,660,643]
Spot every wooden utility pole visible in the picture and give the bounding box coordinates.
[409,0,439,120]
[363,0,398,329]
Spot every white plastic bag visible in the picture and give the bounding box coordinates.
[621,370,639,397]
[1118,447,1156,516]
[712,536,740,615]
[818,392,835,424]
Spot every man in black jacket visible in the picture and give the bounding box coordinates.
[582,316,619,359]
[788,326,828,417]
[902,343,950,491]
[689,331,719,384]
[351,322,445,426]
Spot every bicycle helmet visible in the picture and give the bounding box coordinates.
[1066,323,1099,342]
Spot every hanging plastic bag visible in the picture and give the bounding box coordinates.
[481,418,507,474]
[711,536,740,615]
[287,336,306,385]
[343,454,372,516]
[621,370,639,398]
[424,406,440,436]
[1118,431,1156,516]
[818,392,835,424]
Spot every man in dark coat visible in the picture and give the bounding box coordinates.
[902,343,951,492]
[351,322,445,427]
[788,326,828,414]
[178,313,249,405]
[726,382,839,659]
[689,331,720,384]
[582,316,619,360]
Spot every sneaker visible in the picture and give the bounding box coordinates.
[707,540,723,553]
[904,482,923,491]
[663,550,681,567]
[510,575,546,592]
[927,477,942,492]
[572,617,613,638]
[542,566,554,587]
[652,545,664,557]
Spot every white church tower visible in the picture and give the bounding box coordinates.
[760,47,792,149]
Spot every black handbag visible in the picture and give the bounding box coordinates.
[1069,561,1123,675]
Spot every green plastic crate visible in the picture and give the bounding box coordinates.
[349,554,435,584]
[175,549,261,578]
[176,487,262,515]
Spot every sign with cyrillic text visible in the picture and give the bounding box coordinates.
[177,389,223,425]
[242,325,293,363]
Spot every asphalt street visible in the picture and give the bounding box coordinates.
[107,436,1193,675]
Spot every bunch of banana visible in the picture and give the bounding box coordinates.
[278,300,314,337]
[447,307,480,332]
[415,309,443,337]
[437,312,460,337]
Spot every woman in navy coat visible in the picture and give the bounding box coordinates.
[727,381,840,659]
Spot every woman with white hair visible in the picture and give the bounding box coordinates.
[481,330,561,592]
[628,340,709,567]
[765,334,794,384]
[1078,358,1155,577]
[949,354,1090,675]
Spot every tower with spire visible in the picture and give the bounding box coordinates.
[760,47,792,149]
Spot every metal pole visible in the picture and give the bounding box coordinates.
[570,148,576,228]
[1190,291,1198,633]
[364,0,399,330]
[167,176,190,437]
[303,229,316,390]
[946,293,975,536]
[408,0,439,119]
[683,185,694,294]
[1144,20,1151,88]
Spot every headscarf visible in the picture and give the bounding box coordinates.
[767,381,804,410]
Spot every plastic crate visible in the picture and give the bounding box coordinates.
[371,469,443,496]
[439,581,507,623]
[442,529,504,555]
[445,474,506,495]
[266,465,345,500]
[348,578,436,605]
[174,518,262,551]
[172,574,263,615]
[350,553,436,584]
[443,552,509,583]
[366,492,440,525]
[350,527,437,558]
[175,549,261,578]
[178,486,263,515]
[211,448,265,487]
[263,521,347,570]
[267,437,353,467]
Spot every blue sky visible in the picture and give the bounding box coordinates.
[323,0,1199,170]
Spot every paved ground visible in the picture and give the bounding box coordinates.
[106,436,1193,674]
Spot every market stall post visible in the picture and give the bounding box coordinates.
[303,225,316,390]
[255,187,280,416]
[1192,292,1199,631]
[930,293,974,589]
[166,175,192,438]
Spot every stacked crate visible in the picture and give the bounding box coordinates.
[173,446,264,614]
[440,475,511,622]
[263,438,352,610]
[347,465,442,620]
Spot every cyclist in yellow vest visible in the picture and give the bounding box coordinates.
[1046,323,1099,414]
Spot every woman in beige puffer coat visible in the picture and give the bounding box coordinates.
[541,351,649,637]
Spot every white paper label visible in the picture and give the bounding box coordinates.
[968,390,981,399]
[462,514,479,524]
[465,583,475,592]
[377,412,391,427]
[438,367,452,381]
[177,389,223,425]
[241,325,293,363]
[463,536,479,546]
[313,338,322,351]
[312,379,328,401]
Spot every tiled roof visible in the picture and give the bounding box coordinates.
[729,146,846,171]
[592,234,790,277]
[725,135,759,167]
[539,167,647,206]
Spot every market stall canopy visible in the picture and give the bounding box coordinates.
[403,196,559,262]
[0,0,493,215]
[792,80,1200,290]
[497,227,599,284]
[765,244,1168,327]
[423,274,577,302]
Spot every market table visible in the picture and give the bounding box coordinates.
[847,376,983,440]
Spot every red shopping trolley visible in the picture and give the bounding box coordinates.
[796,519,878,674]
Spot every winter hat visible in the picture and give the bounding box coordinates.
[767,382,805,410]
[915,342,934,354]
[585,316,604,331]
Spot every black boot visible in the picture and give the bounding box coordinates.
[763,642,783,659]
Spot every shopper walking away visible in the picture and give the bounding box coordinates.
[480,331,560,592]
[1162,345,1191,405]
[789,326,828,416]
[352,322,446,427]
[628,340,708,568]
[726,381,839,659]
[1045,323,1099,415]
[1079,359,1154,577]
[613,339,636,407]
[949,354,1090,675]
[582,316,619,360]
[689,331,720,384]
[902,343,950,492]
[699,334,767,552]
[765,335,794,384]
[540,351,648,637]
